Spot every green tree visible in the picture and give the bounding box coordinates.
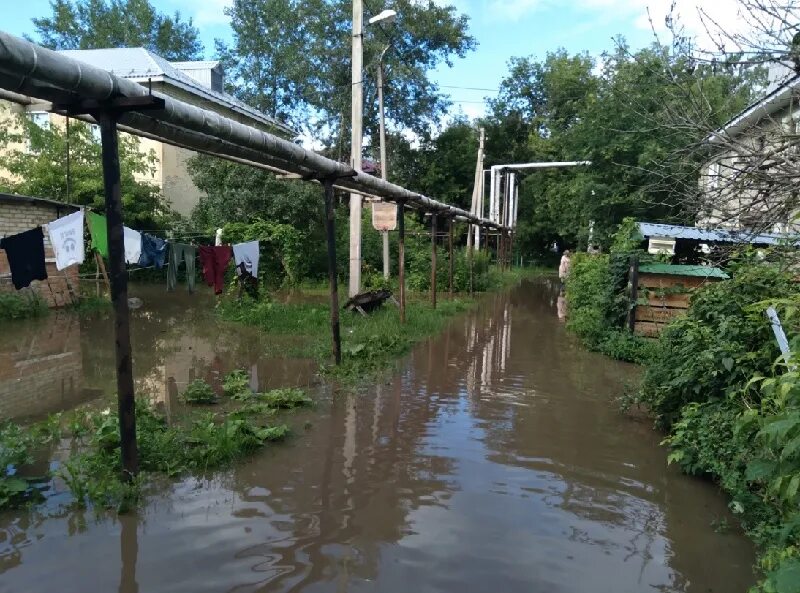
[32,0,203,60]
[391,119,477,210]
[481,44,758,259]
[0,107,173,229]
[219,0,475,146]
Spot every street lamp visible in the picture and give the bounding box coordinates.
[372,11,397,280]
[369,9,397,25]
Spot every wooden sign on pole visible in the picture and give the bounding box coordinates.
[372,202,397,231]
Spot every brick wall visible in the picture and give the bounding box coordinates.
[0,199,81,307]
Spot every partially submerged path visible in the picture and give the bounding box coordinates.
[0,278,754,592]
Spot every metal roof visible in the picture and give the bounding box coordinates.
[638,221,794,246]
[707,71,800,144]
[0,192,80,211]
[639,263,730,279]
[58,48,297,138]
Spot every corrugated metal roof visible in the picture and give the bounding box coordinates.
[639,263,730,279]
[638,221,794,246]
[58,48,296,137]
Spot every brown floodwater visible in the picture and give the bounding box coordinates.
[0,278,755,592]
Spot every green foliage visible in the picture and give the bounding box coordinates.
[220,0,475,140]
[181,379,217,405]
[0,416,61,508]
[636,256,800,592]
[0,109,174,230]
[638,262,795,427]
[222,370,252,400]
[0,291,48,321]
[57,404,292,510]
[258,388,313,409]
[480,45,757,258]
[222,219,306,286]
[33,0,203,60]
[564,247,653,364]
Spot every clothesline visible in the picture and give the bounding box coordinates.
[1,209,262,296]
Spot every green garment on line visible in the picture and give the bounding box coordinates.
[167,243,197,292]
[87,211,108,257]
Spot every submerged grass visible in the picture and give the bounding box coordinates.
[0,380,313,513]
[219,266,540,383]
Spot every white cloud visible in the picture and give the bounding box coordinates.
[484,0,750,51]
[175,0,232,26]
[487,0,543,19]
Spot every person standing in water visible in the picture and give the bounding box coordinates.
[558,250,572,291]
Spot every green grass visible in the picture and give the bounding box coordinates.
[219,266,544,382]
[0,382,313,513]
[0,291,48,320]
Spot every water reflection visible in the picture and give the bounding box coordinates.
[0,314,99,421]
[0,286,318,422]
[0,279,755,593]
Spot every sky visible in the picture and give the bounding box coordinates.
[2,0,742,121]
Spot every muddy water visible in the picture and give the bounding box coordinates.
[0,278,755,592]
[0,285,318,422]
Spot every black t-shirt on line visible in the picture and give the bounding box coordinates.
[0,226,48,290]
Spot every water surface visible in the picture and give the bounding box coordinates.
[0,279,755,592]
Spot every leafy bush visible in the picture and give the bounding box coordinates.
[644,257,800,592]
[638,262,794,427]
[222,370,252,400]
[0,291,48,320]
[181,379,217,405]
[565,251,653,364]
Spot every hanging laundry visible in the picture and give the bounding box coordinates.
[87,211,108,257]
[199,245,232,295]
[167,243,197,292]
[0,227,48,290]
[233,240,260,279]
[123,227,142,265]
[138,233,167,268]
[215,228,223,247]
[46,210,84,271]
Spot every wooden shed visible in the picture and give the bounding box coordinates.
[631,263,729,337]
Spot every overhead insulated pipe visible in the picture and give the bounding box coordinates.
[0,31,506,229]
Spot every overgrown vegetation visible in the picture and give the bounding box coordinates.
[564,218,656,363]
[593,254,800,593]
[0,291,48,321]
[181,379,218,404]
[219,294,476,381]
[0,376,313,513]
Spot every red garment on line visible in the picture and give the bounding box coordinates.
[199,245,232,295]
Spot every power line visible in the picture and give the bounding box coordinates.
[439,85,499,92]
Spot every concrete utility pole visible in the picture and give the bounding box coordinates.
[349,0,364,297]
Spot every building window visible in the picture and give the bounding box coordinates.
[28,111,49,129]
[708,161,720,190]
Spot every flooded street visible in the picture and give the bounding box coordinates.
[0,278,754,592]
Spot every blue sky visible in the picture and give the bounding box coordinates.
[2,0,726,119]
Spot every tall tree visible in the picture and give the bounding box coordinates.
[0,106,173,229]
[219,0,475,147]
[480,44,758,257]
[32,0,203,60]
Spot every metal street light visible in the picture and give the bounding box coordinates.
[372,13,397,280]
[369,9,397,25]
